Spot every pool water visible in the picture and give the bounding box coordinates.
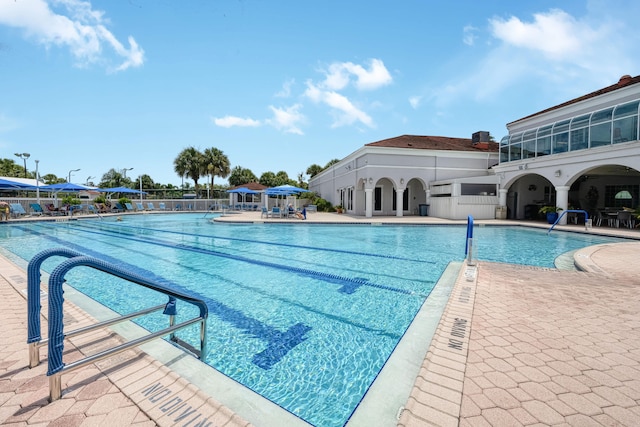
[0,215,623,427]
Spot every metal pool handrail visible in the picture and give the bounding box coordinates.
[548,209,590,233]
[465,215,475,265]
[26,248,208,401]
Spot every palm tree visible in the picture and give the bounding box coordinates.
[306,164,323,178]
[259,171,278,187]
[174,147,203,195]
[99,168,125,188]
[202,147,230,192]
[228,166,257,187]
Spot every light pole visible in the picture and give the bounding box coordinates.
[14,152,30,178]
[86,176,95,185]
[68,168,81,183]
[123,167,134,178]
[35,160,40,204]
[139,175,144,204]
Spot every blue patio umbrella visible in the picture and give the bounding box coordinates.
[227,187,258,204]
[39,182,93,192]
[99,186,147,195]
[0,178,38,190]
[265,185,309,210]
[226,187,259,194]
[38,183,94,207]
[266,184,309,196]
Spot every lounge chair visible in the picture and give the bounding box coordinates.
[113,202,125,212]
[94,203,109,213]
[174,203,182,211]
[147,202,155,210]
[10,203,27,218]
[271,206,281,218]
[45,203,62,215]
[261,207,271,218]
[125,202,135,211]
[30,203,45,215]
[136,202,145,211]
[158,203,166,210]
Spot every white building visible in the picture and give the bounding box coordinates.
[309,134,499,219]
[494,74,640,224]
[309,74,640,223]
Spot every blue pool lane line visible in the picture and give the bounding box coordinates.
[60,222,424,296]
[16,225,311,370]
[86,220,433,264]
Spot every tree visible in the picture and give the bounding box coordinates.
[174,147,203,195]
[274,171,291,186]
[0,158,23,177]
[324,159,340,168]
[228,166,257,187]
[202,147,230,191]
[297,173,307,188]
[259,171,278,187]
[98,168,126,188]
[41,174,64,184]
[306,164,323,178]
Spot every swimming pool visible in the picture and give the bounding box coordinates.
[0,215,625,427]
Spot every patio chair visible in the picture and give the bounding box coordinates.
[617,210,634,229]
[125,202,135,211]
[135,202,145,211]
[45,203,62,215]
[147,202,155,210]
[158,203,166,210]
[271,206,281,218]
[10,203,27,218]
[174,203,182,211]
[30,203,45,215]
[261,207,271,218]
[94,203,109,213]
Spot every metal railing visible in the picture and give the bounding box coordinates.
[547,209,590,233]
[27,248,208,401]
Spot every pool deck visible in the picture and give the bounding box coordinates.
[1,211,640,426]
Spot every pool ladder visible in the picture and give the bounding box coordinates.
[26,248,209,402]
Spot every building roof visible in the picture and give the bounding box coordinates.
[509,74,640,125]
[365,135,498,152]
[229,182,267,191]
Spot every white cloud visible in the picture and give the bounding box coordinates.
[431,5,640,109]
[463,25,478,46]
[489,9,592,60]
[0,0,144,72]
[409,96,421,109]
[267,104,305,135]
[213,116,261,128]
[304,82,373,128]
[321,58,392,91]
[275,79,295,98]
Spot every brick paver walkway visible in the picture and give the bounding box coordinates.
[399,251,640,426]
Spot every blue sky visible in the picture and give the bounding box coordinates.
[1,0,640,187]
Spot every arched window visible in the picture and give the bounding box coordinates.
[613,100,639,144]
[536,125,552,156]
[590,107,613,148]
[569,114,590,151]
[552,119,570,154]
[522,129,537,159]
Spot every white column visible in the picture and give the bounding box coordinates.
[365,188,373,218]
[499,188,508,207]
[556,185,570,225]
[396,188,404,217]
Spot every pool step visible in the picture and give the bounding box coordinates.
[554,250,579,271]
